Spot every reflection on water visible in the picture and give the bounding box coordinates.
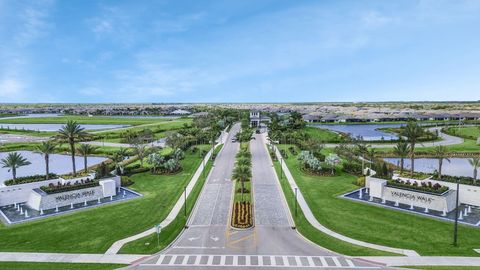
[313,124,404,141]
[0,151,108,184]
[384,157,476,178]
[0,123,128,132]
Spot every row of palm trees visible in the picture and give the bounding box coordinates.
[1,121,97,183]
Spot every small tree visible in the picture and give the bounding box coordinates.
[35,140,57,179]
[469,157,480,184]
[393,140,410,175]
[1,152,31,183]
[433,145,450,179]
[325,153,341,175]
[57,121,88,176]
[77,144,98,173]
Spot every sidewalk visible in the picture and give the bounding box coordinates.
[358,256,480,267]
[270,142,420,257]
[0,252,145,264]
[104,131,228,254]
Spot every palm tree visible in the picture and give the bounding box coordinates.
[112,148,129,174]
[77,144,98,173]
[403,122,424,177]
[132,143,148,167]
[0,152,31,183]
[57,121,88,176]
[433,145,450,179]
[34,141,57,179]
[232,165,251,202]
[393,140,410,175]
[469,157,480,184]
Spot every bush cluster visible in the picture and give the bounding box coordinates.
[4,173,58,186]
[431,174,480,186]
[231,201,253,229]
[387,179,449,194]
[40,178,99,194]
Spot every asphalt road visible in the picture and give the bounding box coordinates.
[127,127,390,269]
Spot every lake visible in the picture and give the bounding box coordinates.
[313,123,404,141]
[383,157,476,178]
[0,123,129,132]
[0,151,108,185]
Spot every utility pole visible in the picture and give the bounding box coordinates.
[295,187,298,218]
[184,186,187,217]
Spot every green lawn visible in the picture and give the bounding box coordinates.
[0,262,124,270]
[0,145,209,253]
[445,126,480,140]
[0,128,55,137]
[280,153,480,256]
[304,127,344,143]
[374,138,480,154]
[273,161,394,256]
[119,144,223,254]
[0,116,179,125]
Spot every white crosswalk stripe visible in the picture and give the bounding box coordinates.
[149,254,379,268]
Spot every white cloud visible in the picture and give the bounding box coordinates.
[0,77,25,98]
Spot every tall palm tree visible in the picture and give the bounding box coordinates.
[77,144,98,173]
[34,141,57,179]
[57,121,88,176]
[403,122,424,177]
[393,140,410,175]
[0,152,31,183]
[469,157,480,184]
[232,165,251,202]
[433,145,450,179]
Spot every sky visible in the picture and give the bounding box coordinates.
[0,0,479,103]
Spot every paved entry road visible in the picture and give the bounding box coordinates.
[128,128,390,270]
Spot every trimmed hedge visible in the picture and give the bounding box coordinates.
[387,180,449,195]
[4,174,58,186]
[40,179,99,194]
[432,174,480,187]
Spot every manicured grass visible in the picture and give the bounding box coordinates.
[0,116,177,125]
[0,142,124,157]
[281,152,480,256]
[374,139,480,154]
[304,127,344,143]
[0,262,124,270]
[445,126,480,140]
[0,145,209,253]
[119,144,223,254]
[0,128,55,137]
[272,161,394,256]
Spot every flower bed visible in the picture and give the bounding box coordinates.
[4,174,58,186]
[432,174,480,187]
[387,179,449,195]
[40,178,99,194]
[231,201,253,228]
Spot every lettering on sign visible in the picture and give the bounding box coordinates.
[55,190,96,202]
[390,190,434,204]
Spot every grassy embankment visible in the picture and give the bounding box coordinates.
[0,145,210,253]
[444,126,480,140]
[0,262,124,270]
[276,145,480,256]
[120,144,223,254]
[304,126,344,143]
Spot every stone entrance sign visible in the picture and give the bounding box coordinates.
[27,186,104,211]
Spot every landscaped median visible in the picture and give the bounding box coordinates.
[274,144,480,256]
[231,143,254,229]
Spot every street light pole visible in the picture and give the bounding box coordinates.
[295,187,298,218]
[453,180,460,246]
[184,186,187,217]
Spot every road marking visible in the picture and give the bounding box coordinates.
[151,254,378,268]
[156,254,165,265]
[168,255,177,265]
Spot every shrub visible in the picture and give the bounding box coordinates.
[40,178,99,194]
[4,173,58,186]
[95,162,112,179]
[344,162,363,176]
[356,176,366,187]
[387,180,449,194]
[121,176,134,186]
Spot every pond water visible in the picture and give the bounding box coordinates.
[313,124,404,141]
[0,151,108,185]
[383,157,476,178]
[0,123,129,132]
